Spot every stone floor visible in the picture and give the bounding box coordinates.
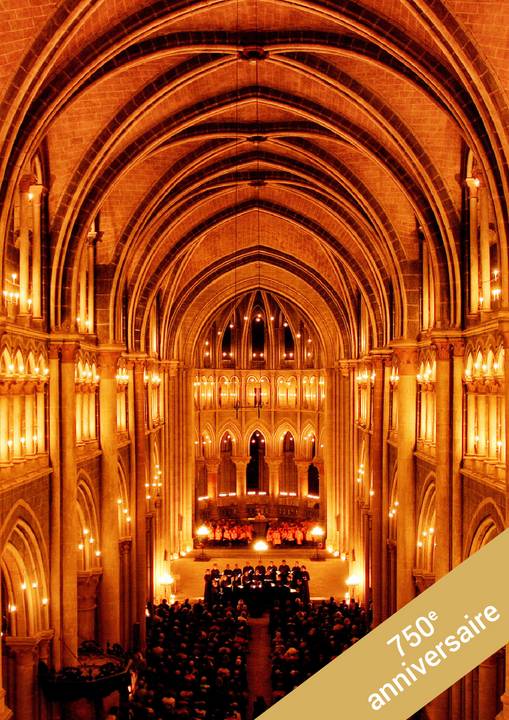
[167,547,350,601]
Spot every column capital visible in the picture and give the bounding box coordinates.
[3,636,40,660]
[295,458,310,469]
[391,344,418,375]
[368,349,392,367]
[465,176,480,197]
[431,340,452,362]
[124,353,148,367]
[48,340,80,362]
[61,341,80,364]
[87,230,104,246]
[451,338,465,358]
[77,569,102,608]
[119,538,132,556]
[98,345,124,377]
[205,459,220,473]
[265,458,281,469]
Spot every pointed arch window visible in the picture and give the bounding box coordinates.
[251,309,265,363]
[283,325,294,360]
[218,433,236,496]
[247,432,268,493]
[280,432,297,495]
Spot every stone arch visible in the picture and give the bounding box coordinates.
[0,500,50,638]
[464,498,505,559]
[76,472,101,571]
[416,475,436,574]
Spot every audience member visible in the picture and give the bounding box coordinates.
[269,596,370,703]
[127,599,250,719]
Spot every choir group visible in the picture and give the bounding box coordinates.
[203,561,311,616]
[200,520,318,547]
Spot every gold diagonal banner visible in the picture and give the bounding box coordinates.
[261,528,509,720]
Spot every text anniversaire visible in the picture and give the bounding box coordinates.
[368,605,501,712]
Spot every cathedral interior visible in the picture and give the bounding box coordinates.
[0,0,509,718]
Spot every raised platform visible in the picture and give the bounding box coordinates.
[167,547,349,602]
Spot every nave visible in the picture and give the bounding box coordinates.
[125,551,368,720]
[1,0,509,718]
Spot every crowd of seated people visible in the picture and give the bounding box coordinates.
[265,521,316,546]
[269,596,371,703]
[199,520,254,546]
[204,561,310,616]
[126,599,250,719]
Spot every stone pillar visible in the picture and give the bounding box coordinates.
[339,363,353,553]
[267,459,280,498]
[466,178,479,314]
[77,570,102,643]
[29,184,44,319]
[36,631,54,720]
[296,459,309,499]
[395,346,417,609]
[61,342,79,665]
[98,349,121,645]
[182,367,195,549]
[324,366,340,544]
[18,181,30,315]
[234,457,249,498]
[479,184,491,310]
[87,235,95,333]
[479,655,498,720]
[48,344,62,669]
[4,638,38,720]
[430,342,452,716]
[133,360,148,646]
[370,356,385,626]
[0,590,12,719]
[450,341,465,720]
[434,341,451,581]
[119,539,132,648]
[205,459,220,500]
[496,328,509,719]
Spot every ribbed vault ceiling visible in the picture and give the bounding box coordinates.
[1,0,509,359]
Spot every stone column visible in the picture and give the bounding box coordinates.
[479,184,491,310]
[61,342,79,665]
[29,184,44,319]
[77,570,102,643]
[48,344,62,669]
[205,459,220,500]
[296,459,309,499]
[395,346,417,609]
[36,630,54,720]
[87,235,95,333]
[496,328,509,719]
[0,590,12,719]
[479,655,499,720]
[450,341,465,720]
[324,366,340,544]
[0,384,9,462]
[119,539,132,648]
[98,349,121,645]
[4,638,38,720]
[233,456,249,518]
[465,178,479,314]
[133,360,148,646]
[18,180,31,315]
[181,366,195,549]
[370,356,385,626]
[434,341,451,581]
[429,341,453,720]
[266,458,280,498]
